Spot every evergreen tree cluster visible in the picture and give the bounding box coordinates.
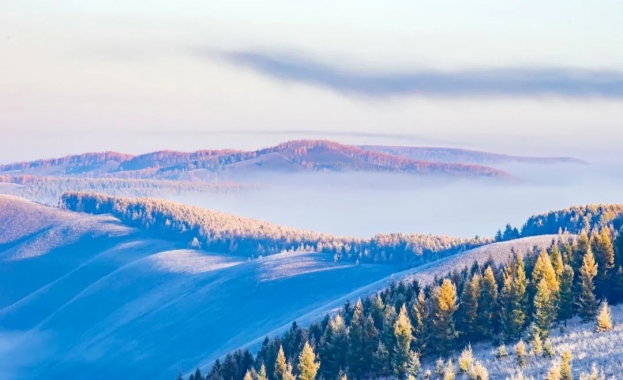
[495,204,623,242]
[59,192,488,262]
[186,228,623,380]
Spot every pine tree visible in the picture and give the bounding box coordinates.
[372,341,390,377]
[557,265,575,326]
[443,360,456,380]
[458,345,474,374]
[381,305,397,364]
[551,244,564,279]
[458,274,481,343]
[546,361,561,380]
[533,249,560,291]
[578,247,599,322]
[283,364,295,380]
[275,346,287,380]
[531,333,543,356]
[500,254,528,342]
[594,228,615,299]
[406,351,420,379]
[347,300,366,379]
[298,342,320,380]
[573,233,591,279]
[319,314,347,379]
[543,338,555,358]
[560,351,572,380]
[429,279,458,355]
[468,361,489,380]
[412,290,428,353]
[534,278,557,337]
[371,295,385,331]
[612,266,623,304]
[393,305,413,379]
[258,365,268,380]
[477,267,498,340]
[515,340,528,367]
[595,300,613,332]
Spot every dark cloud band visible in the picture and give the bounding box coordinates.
[215,51,623,98]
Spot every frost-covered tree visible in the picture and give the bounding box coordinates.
[429,279,458,355]
[458,345,474,374]
[595,300,613,332]
[477,267,498,340]
[392,305,413,379]
[515,340,528,367]
[560,351,573,380]
[578,248,599,322]
[298,342,319,380]
[558,265,575,326]
[534,278,558,337]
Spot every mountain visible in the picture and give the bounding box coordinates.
[359,145,588,165]
[0,195,562,380]
[0,140,514,180]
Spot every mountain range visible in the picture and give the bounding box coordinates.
[0,140,587,182]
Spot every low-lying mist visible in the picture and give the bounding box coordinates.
[167,163,623,239]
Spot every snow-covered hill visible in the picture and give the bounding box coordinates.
[0,195,563,380]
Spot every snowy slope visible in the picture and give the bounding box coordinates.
[0,195,564,380]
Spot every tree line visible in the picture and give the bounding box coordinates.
[182,227,623,380]
[495,204,623,242]
[0,175,253,204]
[59,192,488,264]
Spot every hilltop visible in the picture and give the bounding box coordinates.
[0,195,566,380]
[0,140,531,180]
[359,145,588,165]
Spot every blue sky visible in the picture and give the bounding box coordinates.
[1,1,622,162]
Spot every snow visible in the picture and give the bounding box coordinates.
[0,195,567,380]
[418,303,623,379]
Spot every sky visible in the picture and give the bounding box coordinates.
[1,1,623,163]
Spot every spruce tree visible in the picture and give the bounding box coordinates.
[372,341,390,377]
[534,278,557,337]
[258,365,269,380]
[612,266,623,304]
[275,346,287,380]
[319,314,347,379]
[412,290,428,353]
[429,279,458,355]
[347,300,366,379]
[392,305,413,379]
[381,305,397,364]
[458,273,481,343]
[515,340,528,367]
[371,295,385,330]
[595,300,613,333]
[477,267,498,339]
[573,233,591,279]
[560,351,572,380]
[500,254,528,342]
[578,247,599,322]
[551,244,564,279]
[594,228,615,299]
[298,342,320,380]
[557,265,575,326]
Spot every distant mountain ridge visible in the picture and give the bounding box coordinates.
[359,145,588,165]
[0,139,585,181]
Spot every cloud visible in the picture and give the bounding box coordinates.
[211,50,623,98]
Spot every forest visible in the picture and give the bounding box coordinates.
[495,205,623,242]
[0,175,253,203]
[155,140,509,179]
[59,192,487,264]
[182,227,623,380]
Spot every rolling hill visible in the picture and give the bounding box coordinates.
[0,194,570,380]
[0,140,519,180]
[359,145,588,165]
